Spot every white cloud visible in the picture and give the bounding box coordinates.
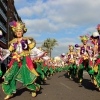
[52,41,76,57]
[14,0,100,37]
[14,0,100,57]
[18,7,33,17]
[82,27,97,36]
[33,37,78,57]
[16,0,100,26]
[23,19,58,33]
[24,33,41,38]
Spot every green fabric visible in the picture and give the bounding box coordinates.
[0,70,2,77]
[78,61,94,80]
[98,55,100,58]
[36,62,45,80]
[2,61,19,95]
[49,67,54,74]
[95,64,100,87]
[43,66,48,73]
[2,57,40,95]
[73,64,77,76]
[43,66,49,77]
[64,65,69,71]
[16,57,37,86]
[78,64,84,80]
[67,64,74,78]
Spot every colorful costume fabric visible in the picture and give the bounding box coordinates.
[66,49,77,78]
[0,47,10,77]
[78,35,94,83]
[2,37,40,95]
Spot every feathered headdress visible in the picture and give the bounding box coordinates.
[69,45,74,49]
[79,35,89,42]
[97,24,100,30]
[9,20,27,33]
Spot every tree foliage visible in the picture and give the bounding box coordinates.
[42,38,58,57]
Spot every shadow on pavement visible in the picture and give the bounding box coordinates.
[13,86,43,98]
[63,72,98,91]
[81,79,98,91]
[6,88,26,99]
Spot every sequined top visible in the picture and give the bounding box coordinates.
[8,37,36,62]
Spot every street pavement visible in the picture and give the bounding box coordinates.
[0,71,100,100]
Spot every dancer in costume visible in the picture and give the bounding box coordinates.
[66,45,77,79]
[42,54,50,77]
[60,53,67,71]
[30,47,47,84]
[78,35,94,83]
[74,44,81,78]
[0,47,10,77]
[0,30,10,77]
[92,25,100,90]
[89,32,99,86]
[2,21,40,100]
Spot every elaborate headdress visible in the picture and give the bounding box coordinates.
[9,20,27,33]
[97,24,100,30]
[75,44,80,50]
[69,45,74,49]
[79,35,89,42]
[60,53,65,57]
[92,32,99,37]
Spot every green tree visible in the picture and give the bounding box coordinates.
[42,38,58,57]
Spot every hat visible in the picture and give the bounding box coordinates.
[61,53,65,56]
[80,35,89,42]
[69,45,74,49]
[75,44,80,50]
[61,53,65,57]
[92,32,99,37]
[97,24,100,30]
[9,20,27,33]
[75,44,79,48]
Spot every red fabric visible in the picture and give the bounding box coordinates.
[26,56,35,69]
[8,56,34,69]
[8,59,15,68]
[96,58,100,65]
[52,66,55,69]
[8,59,22,68]
[89,60,93,66]
[43,63,47,67]
[18,62,22,67]
[48,66,51,68]
[79,58,83,65]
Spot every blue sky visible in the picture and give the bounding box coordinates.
[14,0,100,57]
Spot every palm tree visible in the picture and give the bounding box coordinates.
[42,38,58,57]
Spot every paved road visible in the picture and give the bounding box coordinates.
[0,71,100,100]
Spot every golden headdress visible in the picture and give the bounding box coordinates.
[69,45,74,49]
[9,20,27,33]
[79,35,89,42]
[97,24,100,30]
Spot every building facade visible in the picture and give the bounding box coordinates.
[0,0,22,48]
[0,0,22,76]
